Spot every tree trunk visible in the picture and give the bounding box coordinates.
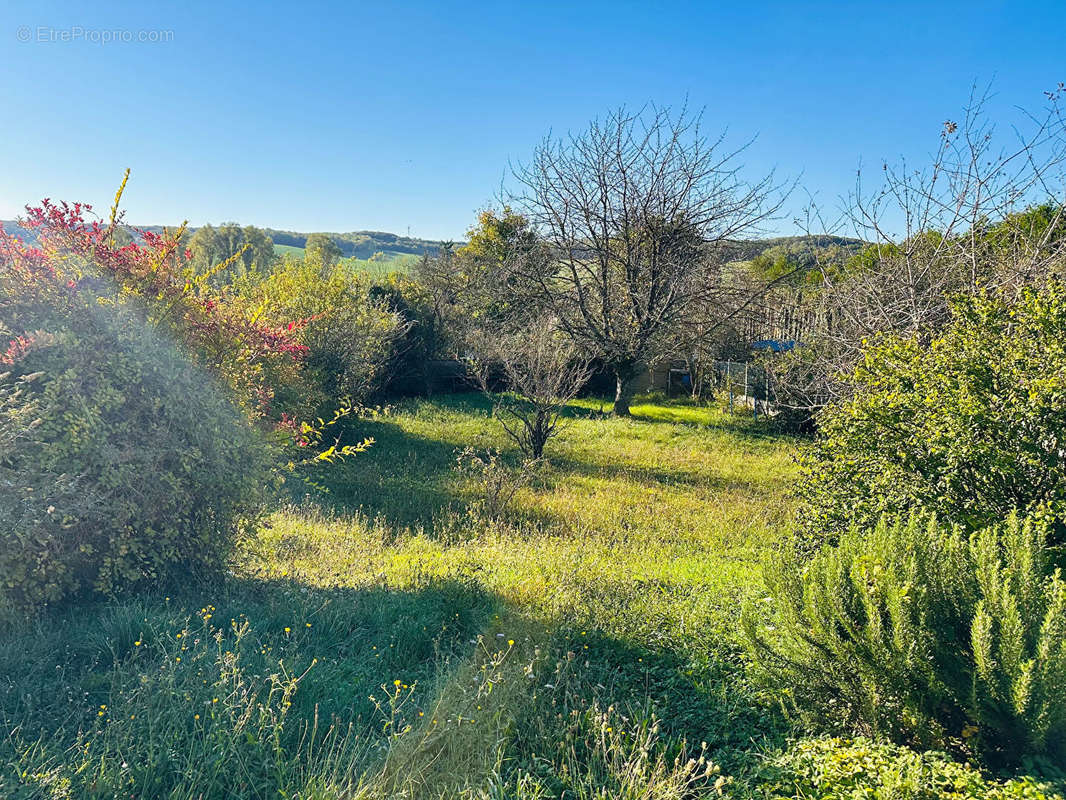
[613,365,639,417]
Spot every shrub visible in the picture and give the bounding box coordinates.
[15,190,311,418]
[454,445,541,520]
[0,292,269,615]
[232,258,410,409]
[0,189,280,615]
[743,513,1066,767]
[797,281,1066,546]
[732,737,1065,800]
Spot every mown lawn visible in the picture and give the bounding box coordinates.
[1,394,802,798]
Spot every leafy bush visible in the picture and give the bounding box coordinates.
[0,292,269,615]
[232,258,410,409]
[798,281,1066,546]
[743,514,1066,767]
[15,191,311,418]
[732,737,1065,800]
[0,189,282,615]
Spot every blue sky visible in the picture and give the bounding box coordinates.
[0,0,1061,240]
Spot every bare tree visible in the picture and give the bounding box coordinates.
[771,85,1066,414]
[505,104,786,415]
[467,317,592,459]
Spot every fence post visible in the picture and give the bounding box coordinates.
[752,363,759,420]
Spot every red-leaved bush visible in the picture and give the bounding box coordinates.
[0,175,356,613]
[13,185,311,418]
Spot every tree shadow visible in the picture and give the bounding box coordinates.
[287,393,791,536]
[2,566,783,795]
[0,572,499,749]
[543,455,758,493]
[291,413,473,529]
[626,407,794,443]
[550,394,798,445]
[513,625,787,773]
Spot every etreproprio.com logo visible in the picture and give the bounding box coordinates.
[16,25,175,44]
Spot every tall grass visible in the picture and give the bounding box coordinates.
[5,394,1059,797]
[3,394,798,798]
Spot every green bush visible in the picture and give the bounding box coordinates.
[232,258,410,408]
[798,281,1066,546]
[0,292,269,615]
[732,737,1065,800]
[743,514,1066,767]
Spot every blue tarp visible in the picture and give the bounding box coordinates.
[751,339,797,353]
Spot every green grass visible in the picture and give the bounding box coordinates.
[273,244,419,279]
[3,394,1056,798]
[341,252,419,279]
[274,243,307,257]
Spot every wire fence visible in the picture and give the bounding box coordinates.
[712,360,763,395]
[710,361,773,417]
[662,360,780,418]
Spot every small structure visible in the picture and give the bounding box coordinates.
[751,339,797,354]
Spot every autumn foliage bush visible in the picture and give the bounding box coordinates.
[230,257,411,410]
[0,181,316,614]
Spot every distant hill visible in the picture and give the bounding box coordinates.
[1,221,861,267]
[257,228,448,259]
[1,220,450,260]
[720,234,866,263]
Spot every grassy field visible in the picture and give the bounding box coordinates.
[274,243,308,257]
[343,253,418,279]
[273,244,420,278]
[1,394,804,798]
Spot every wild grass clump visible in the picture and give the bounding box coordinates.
[0,568,495,798]
[2,608,341,798]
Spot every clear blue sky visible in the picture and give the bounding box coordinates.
[0,0,1061,240]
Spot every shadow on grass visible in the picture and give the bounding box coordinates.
[511,625,786,774]
[543,454,766,494]
[0,572,498,749]
[411,390,773,435]
[1,565,784,797]
[286,393,791,536]
[557,394,798,447]
[291,413,472,528]
[627,406,795,443]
